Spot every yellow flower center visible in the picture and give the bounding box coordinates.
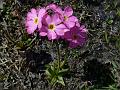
[34,17,39,24]
[48,24,55,31]
[64,16,68,21]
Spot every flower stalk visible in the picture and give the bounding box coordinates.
[57,41,61,70]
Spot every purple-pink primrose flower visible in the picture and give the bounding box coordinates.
[64,23,87,48]
[39,14,68,40]
[25,4,87,47]
[25,8,46,34]
[62,6,78,28]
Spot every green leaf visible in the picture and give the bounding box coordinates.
[45,60,68,86]
[0,74,6,81]
[57,76,65,86]
[50,77,57,86]
[111,60,118,69]
[107,19,113,25]
[25,38,32,44]
[51,65,55,71]
[104,31,109,44]
[45,69,51,76]
[60,60,66,68]
[117,8,120,17]
[58,69,68,75]
[16,41,24,49]
[48,67,54,76]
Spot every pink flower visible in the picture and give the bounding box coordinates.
[62,6,78,28]
[25,8,46,34]
[39,14,68,40]
[64,24,87,48]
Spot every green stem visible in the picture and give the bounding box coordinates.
[64,47,69,64]
[27,35,37,47]
[56,41,60,69]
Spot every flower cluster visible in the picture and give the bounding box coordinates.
[25,4,87,48]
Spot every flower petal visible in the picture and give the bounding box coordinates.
[64,6,73,17]
[46,4,63,14]
[27,12,35,20]
[26,11,37,21]
[69,42,78,48]
[47,30,57,40]
[39,26,47,36]
[26,20,35,27]
[27,8,37,19]
[80,25,88,32]
[26,25,37,34]
[52,14,62,25]
[55,24,67,36]
[64,31,72,41]
[55,29,64,36]
[46,3,57,10]
[38,21,42,29]
[65,21,75,28]
[56,7,63,14]
[31,8,37,14]
[76,21,80,27]
[46,15,52,24]
[69,16,78,22]
[77,37,86,46]
[38,8,46,19]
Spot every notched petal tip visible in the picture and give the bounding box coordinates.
[64,6,73,17]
